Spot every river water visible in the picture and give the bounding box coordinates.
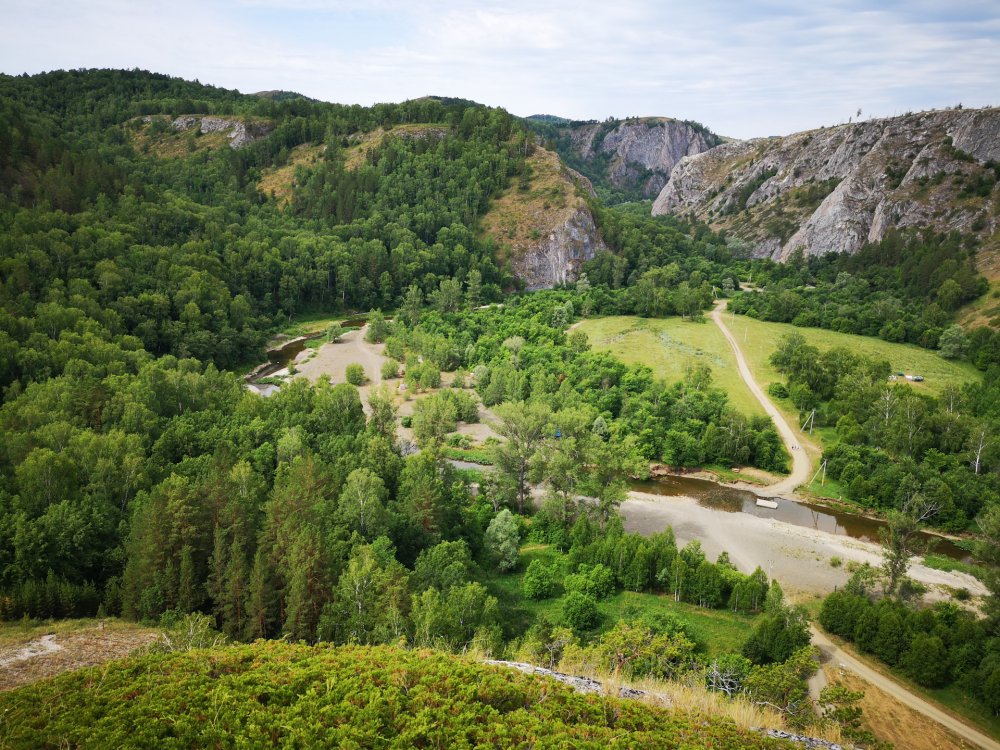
[630,474,972,562]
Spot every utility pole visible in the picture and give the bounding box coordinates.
[809,459,827,486]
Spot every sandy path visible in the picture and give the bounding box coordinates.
[810,627,1000,750]
[0,625,159,692]
[711,299,812,497]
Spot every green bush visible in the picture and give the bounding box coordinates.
[0,643,794,749]
[326,323,344,342]
[561,591,600,633]
[523,559,560,600]
[767,382,788,399]
[564,564,615,601]
[345,363,366,385]
[381,359,399,380]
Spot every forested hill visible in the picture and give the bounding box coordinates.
[0,68,535,371]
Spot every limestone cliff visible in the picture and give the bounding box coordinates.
[134,115,272,156]
[169,116,272,148]
[480,146,607,289]
[532,117,721,200]
[652,108,1000,262]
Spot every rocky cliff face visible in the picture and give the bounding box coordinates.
[168,116,272,148]
[652,108,1000,261]
[511,203,607,290]
[531,118,720,200]
[480,146,607,289]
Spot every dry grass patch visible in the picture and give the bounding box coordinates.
[258,143,325,206]
[128,115,269,159]
[342,124,449,170]
[480,145,589,262]
[0,619,159,692]
[822,665,977,750]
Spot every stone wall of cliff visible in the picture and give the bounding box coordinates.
[652,108,1000,261]
[480,146,607,289]
[546,118,720,200]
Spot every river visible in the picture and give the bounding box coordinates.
[630,474,972,562]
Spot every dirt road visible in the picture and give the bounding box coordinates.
[710,299,812,497]
[809,626,1000,750]
[710,299,998,749]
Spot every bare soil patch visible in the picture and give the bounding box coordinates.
[0,620,159,692]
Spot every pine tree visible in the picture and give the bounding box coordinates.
[246,547,278,640]
[222,538,250,639]
[177,545,199,613]
[283,526,329,643]
[207,526,229,623]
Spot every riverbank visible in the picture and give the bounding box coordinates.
[620,492,986,601]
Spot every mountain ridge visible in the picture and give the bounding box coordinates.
[652,106,1000,262]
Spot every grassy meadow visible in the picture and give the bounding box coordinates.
[487,544,758,659]
[574,316,765,416]
[577,312,980,468]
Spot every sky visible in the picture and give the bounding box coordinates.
[2,0,998,139]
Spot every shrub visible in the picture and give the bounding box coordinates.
[345,363,366,385]
[484,510,520,572]
[381,359,399,380]
[326,323,344,342]
[523,560,560,600]
[561,591,600,633]
[901,633,950,687]
[564,564,615,601]
[365,310,389,343]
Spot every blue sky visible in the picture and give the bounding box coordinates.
[2,0,998,138]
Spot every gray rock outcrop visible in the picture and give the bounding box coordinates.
[511,204,608,290]
[652,107,1000,260]
[170,116,271,148]
[484,660,652,700]
[561,118,720,198]
[485,661,853,749]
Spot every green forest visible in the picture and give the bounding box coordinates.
[1,68,999,743]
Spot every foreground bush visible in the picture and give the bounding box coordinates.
[0,643,796,749]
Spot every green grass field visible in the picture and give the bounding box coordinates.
[725,314,981,400]
[577,314,979,407]
[576,313,981,474]
[487,544,757,658]
[575,316,765,416]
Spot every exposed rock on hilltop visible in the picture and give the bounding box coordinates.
[652,108,1000,261]
[480,145,607,289]
[168,116,272,149]
[529,117,721,201]
[133,115,273,157]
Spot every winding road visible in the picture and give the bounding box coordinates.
[711,299,812,497]
[810,627,1000,750]
[711,298,999,750]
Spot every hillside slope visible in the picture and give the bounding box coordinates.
[530,117,721,202]
[653,107,1000,261]
[481,144,607,289]
[0,642,796,749]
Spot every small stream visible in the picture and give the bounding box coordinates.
[630,474,973,562]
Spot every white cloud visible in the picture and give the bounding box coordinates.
[0,0,997,138]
